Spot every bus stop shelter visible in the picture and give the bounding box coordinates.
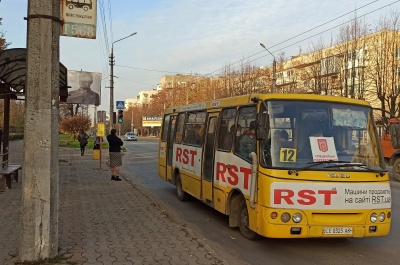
[0,48,68,174]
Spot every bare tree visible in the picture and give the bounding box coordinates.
[0,17,11,51]
[364,10,400,126]
[335,12,368,98]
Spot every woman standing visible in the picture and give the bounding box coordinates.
[78,129,89,156]
[106,129,124,181]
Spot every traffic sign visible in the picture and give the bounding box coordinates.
[116,101,125,110]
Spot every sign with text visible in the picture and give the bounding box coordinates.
[310,136,338,162]
[142,116,162,127]
[61,0,97,39]
[97,123,105,137]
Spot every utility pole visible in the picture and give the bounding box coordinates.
[109,50,114,131]
[109,32,137,132]
[20,0,60,261]
[260,43,277,93]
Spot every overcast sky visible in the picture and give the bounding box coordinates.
[1,0,399,115]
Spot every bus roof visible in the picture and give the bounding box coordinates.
[163,93,371,114]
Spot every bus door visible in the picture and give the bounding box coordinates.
[166,115,176,182]
[201,113,218,204]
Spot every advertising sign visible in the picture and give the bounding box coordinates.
[142,116,162,127]
[66,70,101,106]
[61,0,97,39]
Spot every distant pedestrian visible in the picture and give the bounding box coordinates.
[106,128,124,181]
[77,129,89,156]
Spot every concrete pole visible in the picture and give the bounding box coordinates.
[20,0,60,261]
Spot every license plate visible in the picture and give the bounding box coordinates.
[322,227,353,235]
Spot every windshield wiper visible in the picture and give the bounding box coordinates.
[324,163,386,176]
[288,160,350,176]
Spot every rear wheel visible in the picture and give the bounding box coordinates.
[238,197,260,240]
[176,174,190,201]
[392,158,400,181]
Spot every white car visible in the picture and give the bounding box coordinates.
[124,132,138,141]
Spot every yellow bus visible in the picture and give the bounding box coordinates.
[158,93,391,239]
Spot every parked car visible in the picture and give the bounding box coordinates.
[124,132,138,141]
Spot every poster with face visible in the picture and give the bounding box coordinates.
[66,70,101,106]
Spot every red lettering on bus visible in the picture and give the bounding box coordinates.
[274,189,338,205]
[298,190,316,205]
[274,189,294,204]
[175,147,197,166]
[318,190,337,205]
[227,165,239,186]
[189,150,197,166]
[216,162,226,182]
[215,162,251,190]
[240,167,252,190]
[182,149,189,164]
[176,147,182,163]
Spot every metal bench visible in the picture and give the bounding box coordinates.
[0,165,22,189]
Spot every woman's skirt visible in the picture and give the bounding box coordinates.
[109,152,122,167]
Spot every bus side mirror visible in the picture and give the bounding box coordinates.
[256,112,268,140]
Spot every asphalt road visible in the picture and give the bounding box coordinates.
[121,137,400,265]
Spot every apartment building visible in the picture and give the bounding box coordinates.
[268,30,400,114]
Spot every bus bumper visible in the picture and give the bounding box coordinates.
[258,208,391,238]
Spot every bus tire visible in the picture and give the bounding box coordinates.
[392,158,400,181]
[176,174,190,201]
[238,197,260,240]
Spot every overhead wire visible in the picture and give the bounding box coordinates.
[205,0,400,77]
[114,0,398,83]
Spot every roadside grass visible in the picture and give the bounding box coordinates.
[59,134,109,149]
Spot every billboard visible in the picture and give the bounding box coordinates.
[67,70,101,106]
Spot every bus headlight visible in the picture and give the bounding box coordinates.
[370,213,377,223]
[292,213,302,223]
[281,212,291,223]
[379,212,386,222]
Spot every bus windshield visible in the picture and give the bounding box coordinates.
[260,100,385,171]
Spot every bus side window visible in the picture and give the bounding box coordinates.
[218,108,237,151]
[235,106,257,160]
[175,113,186,144]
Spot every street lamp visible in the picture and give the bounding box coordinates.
[129,102,134,133]
[260,43,276,93]
[109,32,137,129]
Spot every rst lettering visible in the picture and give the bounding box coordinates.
[175,147,197,166]
[274,189,338,206]
[216,162,251,190]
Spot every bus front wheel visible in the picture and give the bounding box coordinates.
[238,198,260,240]
[392,158,400,181]
[176,174,190,201]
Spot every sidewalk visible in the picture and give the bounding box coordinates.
[0,141,227,265]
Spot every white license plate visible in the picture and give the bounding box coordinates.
[322,227,353,235]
